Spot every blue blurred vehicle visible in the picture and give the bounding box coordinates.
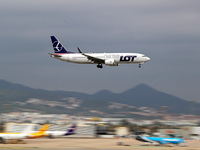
[136,135,186,146]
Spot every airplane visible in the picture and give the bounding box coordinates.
[49,36,150,68]
[0,124,50,143]
[46,124,77,138]
[28,124,50,139]
[136,135,186,146]
[0,125,33,143]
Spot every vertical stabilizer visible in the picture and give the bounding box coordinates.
[28,124,50,139]
[37,124,50,134]
[50,36,74,54]
[64,124,77,136]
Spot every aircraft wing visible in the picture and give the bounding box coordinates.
[77,47,105,64]
[82,53,104,64]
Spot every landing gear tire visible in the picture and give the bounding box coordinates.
[97,64,103,69]
[139,64,141,68]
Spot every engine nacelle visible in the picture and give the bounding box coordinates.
[105,59,118,66]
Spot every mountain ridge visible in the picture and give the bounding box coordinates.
[0,79,199,115]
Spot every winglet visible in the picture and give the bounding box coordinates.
[77,47,82,53]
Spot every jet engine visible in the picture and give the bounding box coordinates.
[105,59,118,66]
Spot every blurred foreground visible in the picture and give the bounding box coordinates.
[0,138,200,150]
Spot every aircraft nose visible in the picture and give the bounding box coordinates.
[146,57,150,61]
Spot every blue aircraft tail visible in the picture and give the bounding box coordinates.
[50,36,74,54]
[64,124,77,136]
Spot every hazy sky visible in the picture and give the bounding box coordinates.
[0,0,200,102]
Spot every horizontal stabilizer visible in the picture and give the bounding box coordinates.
[48,53,62,58]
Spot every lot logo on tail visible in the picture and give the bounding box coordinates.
[52,41,63,53]
[51,36,71,53]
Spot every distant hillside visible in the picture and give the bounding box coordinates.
[90,84,195,114]
[0,79,199,116]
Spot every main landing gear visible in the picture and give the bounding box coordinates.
[97,64,103,69]
[139,64,141,68]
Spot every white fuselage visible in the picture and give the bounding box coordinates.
[0,133,29,140]
[52,53,150,65]
[45,131,67,137]
[0,125,34,140]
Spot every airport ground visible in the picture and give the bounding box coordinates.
[0,138,200,150]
